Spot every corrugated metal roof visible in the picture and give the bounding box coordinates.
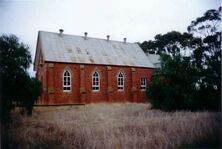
[146,53,160,68]
[39,31,155,68]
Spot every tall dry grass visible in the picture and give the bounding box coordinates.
[2,103,220,149]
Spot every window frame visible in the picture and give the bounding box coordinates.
[63,70,71,92]
[92,71,100,92]
[140,77,147,91]
[117,72,124,91]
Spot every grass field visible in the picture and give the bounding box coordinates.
[2,103,220,149]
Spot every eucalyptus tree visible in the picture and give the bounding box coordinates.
[143,7,221,111]
[0,34,41,123]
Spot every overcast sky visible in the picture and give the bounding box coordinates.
[0,0,220,76]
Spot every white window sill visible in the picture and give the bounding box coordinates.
[118,89,124,92]
[63,90,71,93]
[92,90,100,92]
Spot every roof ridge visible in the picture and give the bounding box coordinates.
[39,30,135,45]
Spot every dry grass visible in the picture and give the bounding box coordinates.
[2,103,220,149]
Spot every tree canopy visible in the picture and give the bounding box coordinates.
[0,34,41,123]
[139,31,202,56]
[142,7,221,111]
[187,7,221,38]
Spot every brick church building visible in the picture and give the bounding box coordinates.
[34,30,157,105]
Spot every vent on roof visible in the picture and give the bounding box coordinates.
[124,38,127,43]
[59,29,64,35]
[107,35,110,41]
[84,32,88,40]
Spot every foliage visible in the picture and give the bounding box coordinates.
[20,77,42,115]
[145,7,221,111]
[187,7,221,38]
[188,8,221,110]
[139,31,201,56]
[148,54,197,110]
[0,34,41,123]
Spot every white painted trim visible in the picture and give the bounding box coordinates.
[140,77,147,91]
[63,70,71,92]
[117,72,124,91]
[92,71,100,91]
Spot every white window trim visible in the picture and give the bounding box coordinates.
[117,72,124,91]
[63,70,71,92]
[140,77,147,91]
[92,71,100,92]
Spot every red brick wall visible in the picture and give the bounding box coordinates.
[36,62,153,105]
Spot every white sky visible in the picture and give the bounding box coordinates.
[0,0,220,76]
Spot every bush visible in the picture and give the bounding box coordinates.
[147,54,220,111]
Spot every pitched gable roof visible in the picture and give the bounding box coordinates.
[35,31,155,69]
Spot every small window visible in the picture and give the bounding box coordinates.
[92,71,100,91]
[117,72,124,91]
[140,78,147,91]
[63,70,71,92]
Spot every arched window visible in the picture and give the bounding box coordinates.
[92,71,100,91]
[63,70,71,92]
[117,72,124,91]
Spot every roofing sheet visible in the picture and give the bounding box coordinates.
[146,53,161,68]
[39,31,155,68]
